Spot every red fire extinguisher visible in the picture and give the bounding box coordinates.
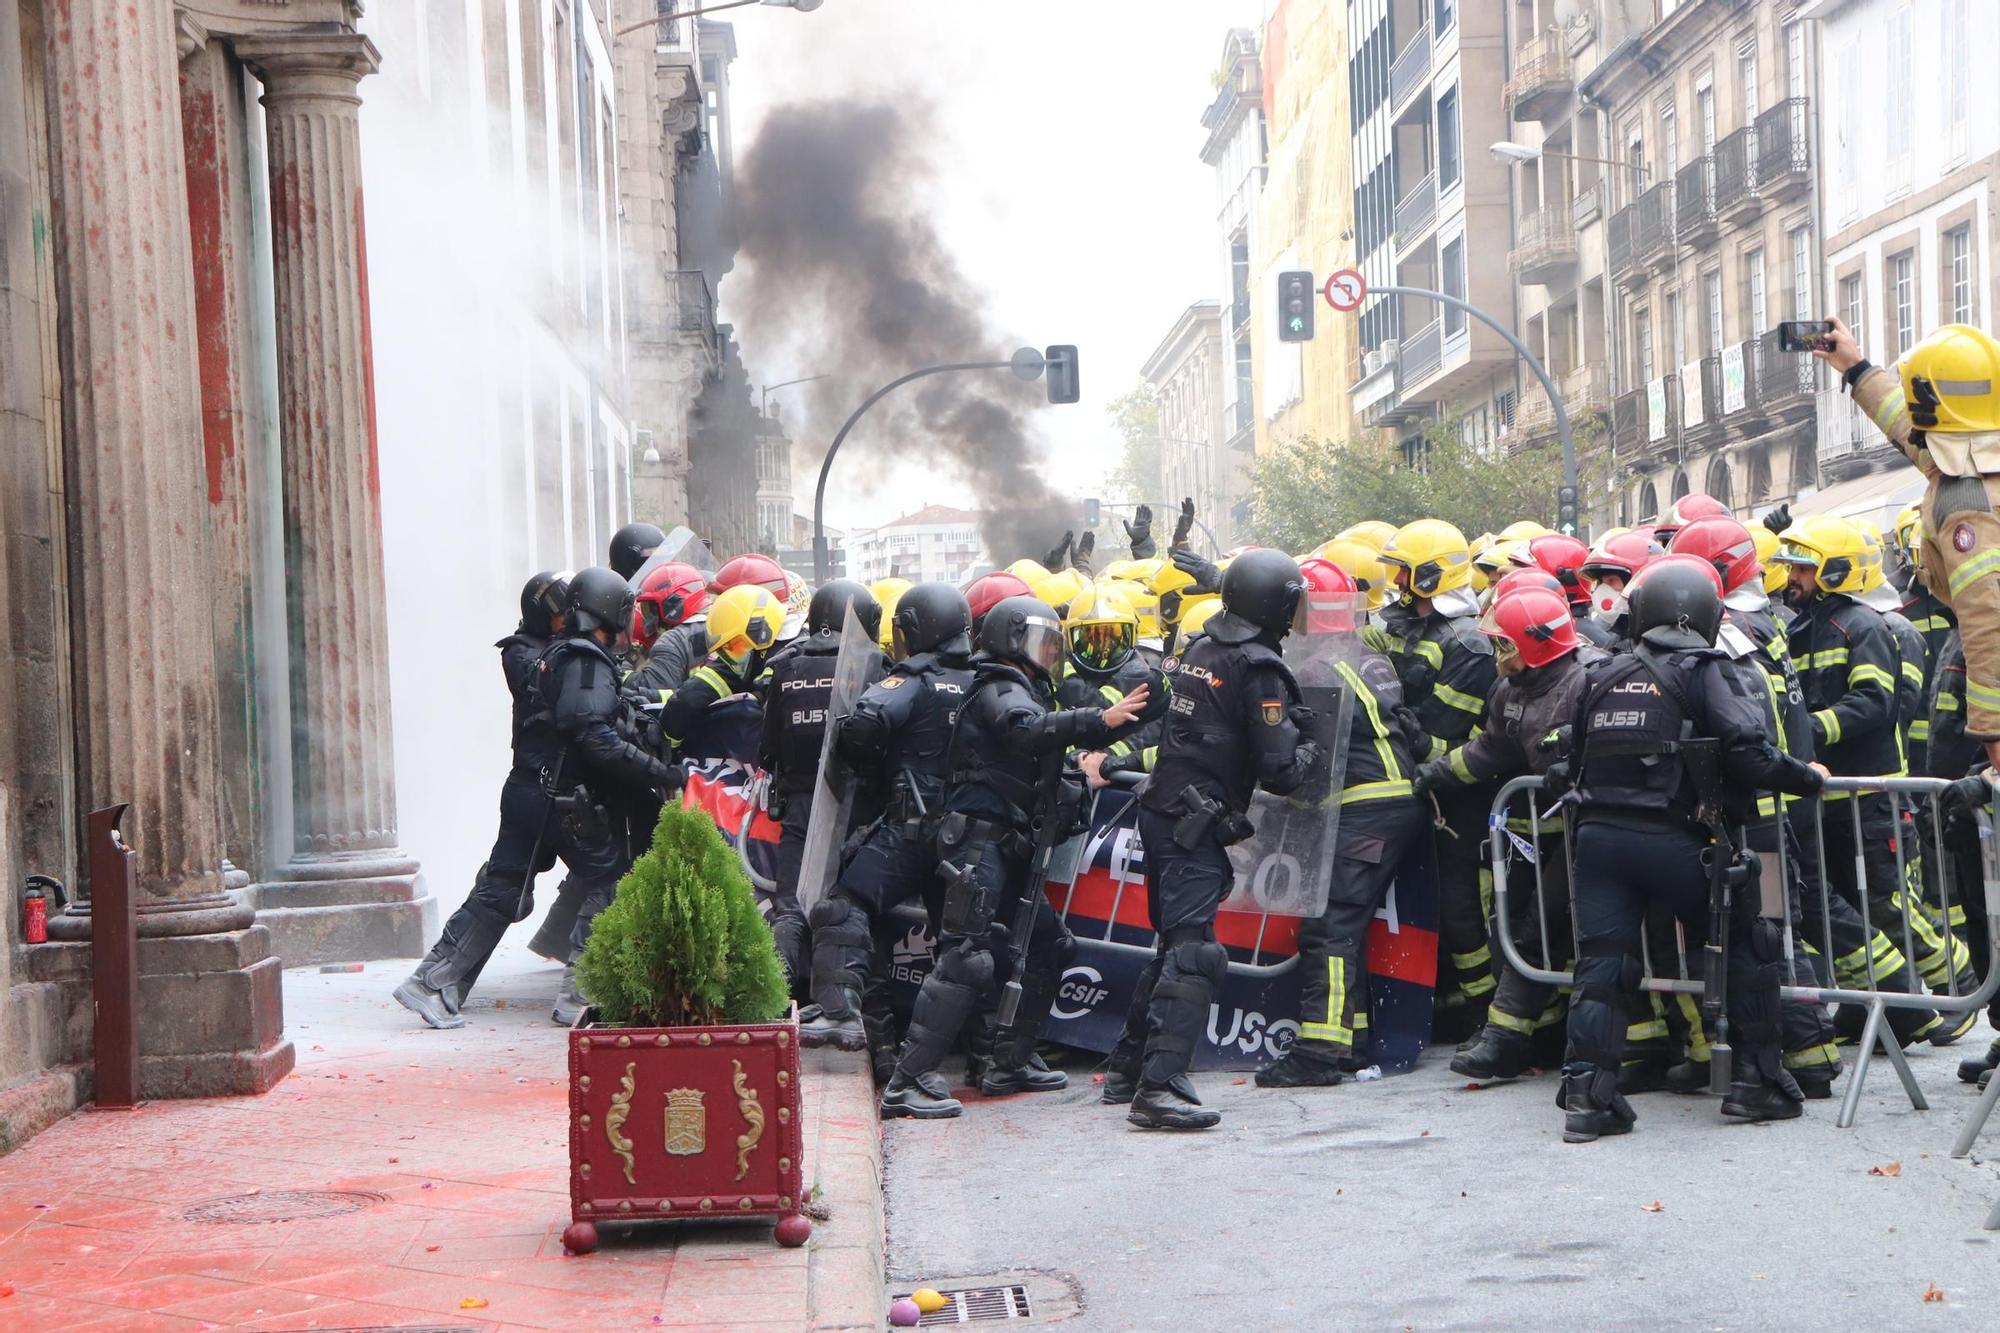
[22,875,64,944]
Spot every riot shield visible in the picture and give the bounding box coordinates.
[794,606,883,915]
[626,525,719,590]
[1219,606,1365,918]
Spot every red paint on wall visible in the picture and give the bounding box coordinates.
[179,77,237,506]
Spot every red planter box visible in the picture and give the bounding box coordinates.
[568,1018,806,1243]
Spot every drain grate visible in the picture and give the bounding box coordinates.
[183,1189,388,1225]
[901,1284,1033,1325]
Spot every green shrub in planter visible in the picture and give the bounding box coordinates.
[573,802,790,1029]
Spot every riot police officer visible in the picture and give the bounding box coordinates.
[1111,551,1322,1130]
[880,597,1147,1119]
[759,580,887,994]
[801,583,976,1060]
[609,522,666,581]
[1558,558,1828,1142]
[393,572,571,1028]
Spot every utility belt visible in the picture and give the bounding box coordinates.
[886,782,943,842]
[541,761,612,845]
[1171,784,1255,852]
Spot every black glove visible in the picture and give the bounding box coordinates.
[1124,504,1156,560]
[1170,497,1196,551]
[1074,531,1095,574]
[1413,762,1445,798]
[1541,760,1571,798]
[653,765,686,801]
[1170,546,1221,594]
[1046,530,1074,570]
[1762,503,1792,536]
[1940,770,1994,826]
[1288,703,1317,731]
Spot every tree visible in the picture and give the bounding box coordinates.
[1248,414,1600,552]
[1102,382,1163,505]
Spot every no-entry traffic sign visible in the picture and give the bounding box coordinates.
[1324,268,1367,313]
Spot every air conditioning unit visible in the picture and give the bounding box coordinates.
[1363,349,1386,376]
[1381,338,1401,362]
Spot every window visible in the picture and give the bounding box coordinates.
[1886,7,1912,192]
[1697,82,1716,156]
[1946,0,1969,158]
[1659,102,1678,178]
[1704,271,1724,355]
[1840,273,1864,353]
[1948,225,1975,324]
[1635,306,1654,383]
[1230,233,1251,327]
[1437,87,1461,190]
[1442,237,1466,335]
[1890,251,1915,355]
[1435,0,1456,34]
[1785,20,1806,101]
[1789,227,1812,320]
[1666,290,1686,371]
[1745,248,1767,339]
[1738,42,1758,126]
[1626,129,1646,204]
[1835,41,1859,222]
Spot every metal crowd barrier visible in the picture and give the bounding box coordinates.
[1488,774,2000,1146]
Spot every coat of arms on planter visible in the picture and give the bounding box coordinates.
[665,1085,706,1156]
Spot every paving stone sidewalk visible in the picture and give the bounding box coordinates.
[0,946,885,1332]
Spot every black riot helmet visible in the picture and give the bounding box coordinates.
[1626,554,1725,652]
[894,582,973,660]
[608,522,666,580]
[568,565,636,639]
[976,595,1066,681]
[1209,548,1308,644]
[806,579,882,641]
[520,570,570,637]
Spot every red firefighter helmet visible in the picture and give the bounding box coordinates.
[1479,585,1581,668]
[1297,557,1358,633]
[1490,567,1567,603]
[1668,515,1763,595]
[711,553,789,597]
[1580,529,1664,584]
[1654,492,1730,543]
[631,561,711,649]
[1519,533,1592,610]
[964,570,1034,625]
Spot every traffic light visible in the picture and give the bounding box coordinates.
[1084,497,1101,527]
[1557,485,1580,537]
[1045,345,1081,404]
[1278,270,1316,343]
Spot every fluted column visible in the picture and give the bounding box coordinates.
[237,33,429,962]
[42,0,242,932]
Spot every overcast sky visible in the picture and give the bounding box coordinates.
[721,0,1266,536]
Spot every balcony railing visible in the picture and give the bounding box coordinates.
[666,270,716,333]
[1633,181,1674,263]
[1561,360,1612,415]
[1571,177,1607,229]
[1608,204,1637,282]
[1395,171,1439,246]
[1746,333,1817,412]
[1390,26,1432,110]
[1509,206,1578,283]
[1674,156,1718,244]
[1713,126,1760,219]
[1756,97,1811,198]
[1816,388,1872,465]
[1683,354,1723,448]
[1401,317,1444,388]
[1505,31,1573,122]
[1612,387,1646,460]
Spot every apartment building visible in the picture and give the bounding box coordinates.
[1142,302,1228,531]
[1197,29,1267,542]
[847,506,987,586]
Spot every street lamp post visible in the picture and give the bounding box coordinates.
[760,373,830,418]
[615,0,822,40]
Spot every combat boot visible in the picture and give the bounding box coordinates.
[1957,1037,2000,1085]
[392,977,465,1031]
[1793,1070,1837,1100]
[879,1070,963,1119]
[1128,1075,1220,1131]
[1560,1066,1636,1144]
[1100,1067,1139,1105]
[1664,1059,1713,1095]
[980,1053,1068,1096]
[1720,1081,1804,1123]
[1929,1003,1980,1047]
[1616,1053,1673,1094]
[551,966,589,1027]
[800,987,868,1051]
[1255,1047,1347,1088]
[1451,1025,1533,1081]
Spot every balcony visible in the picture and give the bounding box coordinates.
[1571,177,1607,229]
[1651,372,1684,457]
[1612,387,1646,462]
[1755,98,1812,202]
[1683,354,1724,451]
[1561,360,1613,416]
[1633,181,1674,268]
[1506,31,1573,122]
[1516,360,1612,446]
[636,271,720,358]
[1390,26,1432,113]
[1745,333,1817,415]
[1608,205,1645,289]
[1394,171,1439,247]
[1816,386,1901,476]
[1713,126,1761,222]
[1509,206,1578,285]
[1674,156,1718,248]
[1400,318,1444,390]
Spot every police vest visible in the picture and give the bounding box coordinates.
[1148,635,1301,815]
[1572,651,1699,825]
[763,639,842,793]
[946,665,1062,824]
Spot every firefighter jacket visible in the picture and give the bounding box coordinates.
[945,659,1110,830]
[1143,631,1320,818]
[757,633,889,796]
[657,651,757,762]
[1294,649,1417,806]
[1928,632,1982,780]
[836,652,974,816]
[1882,608,1929,776]
[1056,653,1170,767]
[1725,603,1813,824]
[1427,652,1587,790]
[1786,592,1901,783]
[1849,364,2000,738]
[624,621,707,705]
[1380,606,1497,763]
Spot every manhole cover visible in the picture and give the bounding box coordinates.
[910,1285,1032,1324]
[893,1271,1081,1326]
[183,1189,387,1224]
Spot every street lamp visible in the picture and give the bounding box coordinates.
[615,0,822,40]
[760,374,831,418]
[1489,141,1649,181]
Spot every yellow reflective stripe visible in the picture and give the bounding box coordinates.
[1108,739,1134,757]
[1871,384,1907,432]
[1489,1007,1537,1035]
[1898,660,1926,687]
[1948,548,2000,596]
[1783,1042,1842,1071]
[1334,660,1405,787]
[1764,635,1789,662]
[1674,994,1713,1060]
[1847,663,1896,691]
[1351,1010,1370,1031]
[1806,648,1851,670]
[1937,691,1961,712]
[1814,708,1841,746]
[657,689,672,706]
[1448,747,1478,784]
[1625,1020,1669,1042]
[1756,795,1778,817]
[1435,682,1487,716]
[1909,614,1951,633]
[690,666,730,697]
[1461,973,1496,997]
[1428,736,1448,761]
[1098,684,1123,705]
[1908,719,1932,741]
[1301,956,1353,1045]
[1412,639,1444,668]
[1967,678,2000,710]
[1452,946,1492,971]
[1341,779,1415,804]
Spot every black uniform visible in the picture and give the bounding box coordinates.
[758,632,889,988]
[625,620,707,704]
[1115,631,1320,1092]
[1562,644,1826,1132]
[891,660,1109,1085]
[1056,653,1168,767]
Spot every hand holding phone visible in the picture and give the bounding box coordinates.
[1777,319,1837,353]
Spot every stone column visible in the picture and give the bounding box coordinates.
[237,33,431,964]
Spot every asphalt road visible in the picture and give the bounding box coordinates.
[883,1027,2000,1331]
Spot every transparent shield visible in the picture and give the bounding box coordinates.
[1219,599,1365,918]
[794,607,883,915]
[626,525,719,591]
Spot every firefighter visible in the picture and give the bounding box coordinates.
[1373,519,1500,1038]
[1255,560,1427,1088]
[1771,517,1940,1045]
[1653,492,1729,546]
[1109,552,1322,1129]
[965,569,1034,630]
[621,561,712,710]
[1580,529,1665,642]
[758,580,888,997]
[1060,581,1169,775]
[880,598,1145,1119]
[1558,557,1830,1142]
[1316,536,1392,617]
[657,585,786,764]
[1931,633,2000,1086]
[1816,318,2000,774]
[1515,532,1605,648]
[393,572,571,1028]
[800,584,975,1069]
[1417,584,1593,1081]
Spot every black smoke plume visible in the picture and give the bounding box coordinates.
[732,99,1077,563]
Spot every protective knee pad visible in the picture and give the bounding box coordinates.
[932,939,998,995]
[1573,951,1631,1007]
[1166,937,1227,989]
[899,955,988,1076]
